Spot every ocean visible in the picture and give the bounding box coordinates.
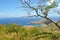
[0,17,60,26]
[0,17,42,25]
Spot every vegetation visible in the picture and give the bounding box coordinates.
[0,23,60,40]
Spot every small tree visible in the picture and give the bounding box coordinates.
[20,0,60,28]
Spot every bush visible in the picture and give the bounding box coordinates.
[7,23,22,33]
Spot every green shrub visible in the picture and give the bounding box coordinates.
[7,23,22,33]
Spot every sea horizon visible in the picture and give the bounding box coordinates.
[0,17,60,26]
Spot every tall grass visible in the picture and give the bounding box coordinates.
[0,23,60,40]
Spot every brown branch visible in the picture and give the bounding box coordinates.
[44,17,60,28]
[24,1,36,10]
[21,0,60,28]
[35,9,60,28]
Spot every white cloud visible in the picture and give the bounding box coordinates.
[46,0,55,6]
[46,2,51,6]
[48,14,60,17]
[58,3,60,6]
[57,3,60,9]
[50,0,55,3]
[0,12,23,18]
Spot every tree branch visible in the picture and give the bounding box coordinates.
[20,0,60,28]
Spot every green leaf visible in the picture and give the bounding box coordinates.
[45,2,57,10]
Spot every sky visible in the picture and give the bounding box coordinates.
[0,0,27,18]
[0,0,60,18]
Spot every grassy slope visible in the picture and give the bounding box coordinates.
[0,24,60,40]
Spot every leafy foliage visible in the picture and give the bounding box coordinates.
[45,2,57,10]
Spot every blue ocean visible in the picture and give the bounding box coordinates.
[0,17,60,26]
[0,17,42,25]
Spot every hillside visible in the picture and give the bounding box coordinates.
[29,19,52,25]
[0,23,60,40]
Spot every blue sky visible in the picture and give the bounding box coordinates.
[0,0,27,18]
[0,0,60,18]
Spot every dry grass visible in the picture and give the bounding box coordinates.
[0,24,60,40]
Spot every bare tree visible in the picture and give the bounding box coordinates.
[20,0,60,28]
